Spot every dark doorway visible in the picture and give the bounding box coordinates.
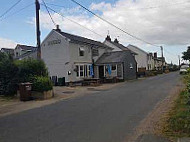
[99,66,104,79]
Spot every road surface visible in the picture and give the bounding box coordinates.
[0,72,181,142]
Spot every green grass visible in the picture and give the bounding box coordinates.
[163,90,190,138]
[0,95,17,101]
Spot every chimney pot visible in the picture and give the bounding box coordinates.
[114,38,119,43]
[56,25,61,32]
[105,35,111,41]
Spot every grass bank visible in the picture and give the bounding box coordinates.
[163,76,190,139]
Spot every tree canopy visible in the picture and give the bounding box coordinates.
[182,46,190,61]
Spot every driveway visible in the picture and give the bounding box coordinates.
[0,72,181,142]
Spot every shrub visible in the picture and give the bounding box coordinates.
[0,53,18,96]
[32,76,53,92]
[15,59,48,83]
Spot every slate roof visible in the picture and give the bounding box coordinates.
[96,50,133,64]
[16,44,37,51]
[54,29,113,49]
[127,44,148,55]
[1,48,14,51]
[105,40,137,55]
[110,41,129,51]
[1,48,14,52]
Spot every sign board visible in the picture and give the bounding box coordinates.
[48,39,61,46]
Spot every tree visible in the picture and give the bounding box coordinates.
[15,59,48,83]
[182,46,190,61]
[0,53,18,96]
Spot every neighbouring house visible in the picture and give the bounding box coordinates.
[103,35,129,51]
[14,44,37,60]
[158,57,168,70]
[148,53,155,71]
[95,51,137,80]
[153,52,168,71]
[0,48,14,57]
[41,26,113,85]
[126,44,151,72]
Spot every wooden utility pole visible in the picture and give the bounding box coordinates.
[35,0,41,60]
[178,55,181,67]
[160,46,164,72]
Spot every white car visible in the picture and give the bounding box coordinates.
[180,65,189,74]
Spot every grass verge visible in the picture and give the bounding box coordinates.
[163,89,190,139]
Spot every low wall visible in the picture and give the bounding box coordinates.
[31,90,54,100]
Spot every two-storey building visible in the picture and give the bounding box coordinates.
[41,27,113,85]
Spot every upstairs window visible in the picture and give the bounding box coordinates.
[92,47,99,56]
[79,47,84,56]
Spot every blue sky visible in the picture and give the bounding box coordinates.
[0,0,189,64]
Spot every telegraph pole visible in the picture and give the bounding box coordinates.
[160,46,164,72]
[178,55,181,67]
[35,0,41,60]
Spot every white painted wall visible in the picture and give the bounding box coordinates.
[41,30,71,82]
[41,30,111,83]
[127,45,148,70]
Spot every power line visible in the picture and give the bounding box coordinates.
[69,0,159,47]
[40,4,103,37]
[46,0,190,11]
[0,3,34,21]
[0,0,22,19]
[128,0,190,10]
[41,0,56,27]
[164,48,178,56]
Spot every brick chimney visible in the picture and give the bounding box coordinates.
[55,25,61,32]
[154,52,157,58]
[105,35,111,42]
[149,53,153,57]
[114,38,119,44]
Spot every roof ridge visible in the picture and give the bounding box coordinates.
[53,29,113,49]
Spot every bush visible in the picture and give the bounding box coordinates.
[15,59,48,83]
[0,55,52,96]
[0,53,18,96]
[32,76,53,92]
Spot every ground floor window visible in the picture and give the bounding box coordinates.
[80,65,84,77]
[75,64,92,78]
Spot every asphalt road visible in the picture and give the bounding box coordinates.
[0,72,181,142]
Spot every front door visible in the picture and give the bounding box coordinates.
[99,66,104,79]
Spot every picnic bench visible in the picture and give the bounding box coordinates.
[82,78,101,86]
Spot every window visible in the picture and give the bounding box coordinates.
[130,63,133,69]
[88,65,91,76]
[79,47,84,56]
[80,65,84,77]
[76,65,79,77]
[84,65,88,77]
[76,64,92,78]
[92,48,99,56]
[112,65,116,70]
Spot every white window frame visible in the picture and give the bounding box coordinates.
[76,64,92,78]
[79,47,85,56]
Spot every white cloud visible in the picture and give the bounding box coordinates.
[34,0,190,45]
[0,38,17,49]
[90,2,112,11]
[29,0,190,63]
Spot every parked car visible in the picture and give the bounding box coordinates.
[180,65,189,74]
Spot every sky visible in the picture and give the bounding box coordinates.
[0,0,190,64]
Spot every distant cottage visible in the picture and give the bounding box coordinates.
[14,44,37,60]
